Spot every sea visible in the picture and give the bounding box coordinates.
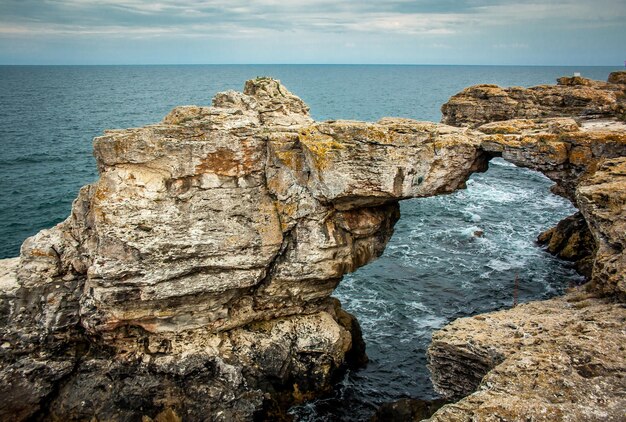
[0,65,620,421]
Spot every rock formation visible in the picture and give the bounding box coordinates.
[537,212,595,277]
[441,73,626,290]
[0,78,488,421]
[477,117,626,283]
[576,157,626,299]
[427,158,626,418]
[442,71,626,128]
[427,289,626,421]
[441,73,626,297]
[426,73,626,421]
[1,73,625,421]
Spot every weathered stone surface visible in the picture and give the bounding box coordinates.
[0,257,18,325]
[79,95,485,339]
[44,302,354,422]
[2,74,625,421]
[479,117,626,201]
[608,70,626,85]
[427,290,626,421]
[577,157,626,299]
[537,212,595,277]
[442,74,626,128]
[0,78,488,421]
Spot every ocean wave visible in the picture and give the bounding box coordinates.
[490,158,518,167]
[0,153,66,166]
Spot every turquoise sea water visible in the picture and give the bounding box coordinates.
[0,65,620,421]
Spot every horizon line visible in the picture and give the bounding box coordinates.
[1,62,624,67]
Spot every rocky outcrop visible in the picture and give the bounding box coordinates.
[537,212,595,277]
[441,71,626,128]
[446,77,626,298]
[0,78,489,421]
[427,75,626,421]
[608,70,626,85]
[2,74,625,421]
[577,157,626,300]
[476,117,626,284]
[427,289,626,421]
[442,72,626,288]
[479,117,626,201]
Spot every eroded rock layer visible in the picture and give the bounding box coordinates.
[537,212,595,277]
[0,78,488,421]
[442,71,626,128]
[577,158,626,299]
[1,74,625,421]
[427,290,626,421]
[427,74,626,421]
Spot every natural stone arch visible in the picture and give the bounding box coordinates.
[308,152,586,420]
[0,76,624,421]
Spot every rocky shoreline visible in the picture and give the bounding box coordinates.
[424,72,626,421]
[427,290,625,421]
[1,72,625,421]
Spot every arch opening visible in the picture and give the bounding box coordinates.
[290,157,585,421]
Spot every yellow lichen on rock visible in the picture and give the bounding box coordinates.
[298,127,346,170]
[569,145,593,166]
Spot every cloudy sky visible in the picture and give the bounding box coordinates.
[0,0,624,65]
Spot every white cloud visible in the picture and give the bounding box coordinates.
[0,0,624,64]
[1,0,624,39]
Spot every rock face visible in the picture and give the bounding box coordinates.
[427,75,626,421]
[0,78,488,421]
[608,70,626,85]
[441,72,626,128]
[1,74,625,421]
[427,290,626,421]
[479,117,626,201]
[537,212,595,277]
[577,158,626,299]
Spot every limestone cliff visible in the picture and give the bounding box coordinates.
[0,78,488,421]
[1,75,625,422]
[441,71,626,128]
[426,74,626,421]
[427,289,626,421]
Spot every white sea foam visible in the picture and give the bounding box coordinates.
[468,183,530,203]
[407,301,429,312]
[491,158,517,167]
[486,259,517,272]
[413,314,447,330]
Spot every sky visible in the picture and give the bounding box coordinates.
[0,0,624,65]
